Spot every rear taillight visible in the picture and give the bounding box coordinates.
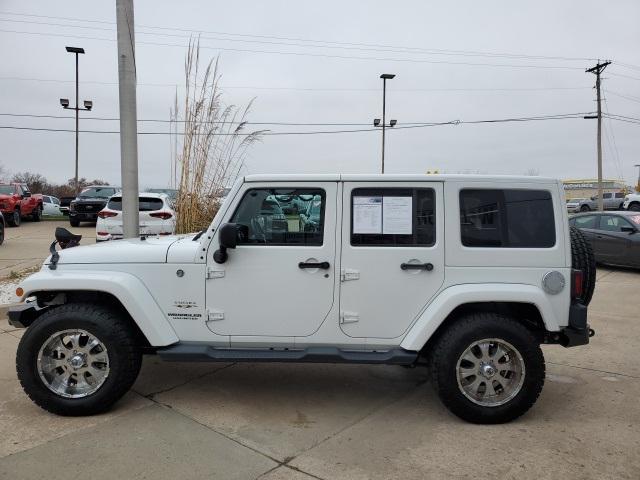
[150,211,173,220]
[571,269,584,300]
[97,231,109,236]
[97,210,118,219]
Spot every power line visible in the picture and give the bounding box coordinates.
[605,90,640,104]
[0,113,595,136]
[0,28,587,70]
[0,10,599,62]
[0,76,593,92]
[609,72,640,81]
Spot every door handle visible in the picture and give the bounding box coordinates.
[401,262,434,271]
[596,235,603,239]
[299,261,330,269]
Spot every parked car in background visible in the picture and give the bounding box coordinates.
[0,211,5,245]
[569,211,640,268]
[568,192,626,212]
[0,183,43,226]
[41,195,62,216]
[146,188,178,207]
[59,196,75,216]
[69,186,120,227]
[622,192,640,211]
[96,192,175,241]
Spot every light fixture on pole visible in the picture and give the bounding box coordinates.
[373,74,397,174]
[60,46,93,195]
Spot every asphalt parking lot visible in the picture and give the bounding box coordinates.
[0,219,96,279]
[0,222,638,479]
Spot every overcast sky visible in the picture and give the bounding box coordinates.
[1,0,639,188]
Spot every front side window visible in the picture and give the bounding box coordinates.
[350,188,435,247]
[598,215,632,232]
[460,189,555,248]
[231,188,325,245]
[573,215,597,229]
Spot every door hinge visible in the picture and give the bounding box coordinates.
[340,268,360,282]
[206,267,225,279]
[206,309,225,321]
[340,311,359,324]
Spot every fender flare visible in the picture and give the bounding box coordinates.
[400,283,562,352]
[18,270,179,346]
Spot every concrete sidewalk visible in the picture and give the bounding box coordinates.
[0,268,638,479]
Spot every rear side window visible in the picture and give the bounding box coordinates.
[107,197,164,212]
[460,189,555,248]
[351,188,435,247]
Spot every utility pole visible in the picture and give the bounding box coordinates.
[116,0,140,238]
[373,74,397,174]
[60,47,92,195]
[586,60,611,212]
[635,164,640,193]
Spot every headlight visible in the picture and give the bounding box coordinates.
[69,202,76,212]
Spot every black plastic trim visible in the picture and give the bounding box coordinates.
[157,344,418,365]
[7,303,41,328]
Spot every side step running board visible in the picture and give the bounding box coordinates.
[157,344,418,366]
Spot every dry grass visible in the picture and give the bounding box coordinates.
[172,40,264,234]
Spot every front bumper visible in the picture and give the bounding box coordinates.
[69,212,98,221]
[7,303,41,329]
[558,303,593,347]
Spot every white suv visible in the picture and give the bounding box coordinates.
[8,175,596,424]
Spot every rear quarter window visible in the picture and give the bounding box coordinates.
[460,189,555,248]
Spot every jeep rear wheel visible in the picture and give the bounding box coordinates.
[428,313,545,424]
[16,303,142,416]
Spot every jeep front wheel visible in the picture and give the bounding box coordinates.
[428,313,545,424]
[16,303,142,416]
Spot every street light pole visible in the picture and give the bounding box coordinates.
[374,74,396,174]
[60,46,92,195]
[635,164,640,193]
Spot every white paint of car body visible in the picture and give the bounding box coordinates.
[17,174,572,351]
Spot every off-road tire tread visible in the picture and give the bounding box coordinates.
[32,205,42,222]
[16,303,142,416]
[428,312,545,424]
[569,226,596,305]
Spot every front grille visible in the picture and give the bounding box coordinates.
[75,202,105,213]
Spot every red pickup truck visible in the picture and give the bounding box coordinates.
[0,183,43,226]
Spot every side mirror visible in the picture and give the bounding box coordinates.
[621,226,637,234]
[213,223,239,264]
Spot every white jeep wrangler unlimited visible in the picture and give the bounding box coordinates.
[9,175,596,424]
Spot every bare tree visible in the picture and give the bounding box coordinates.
[172,40,264,234]
[12,172,49,192]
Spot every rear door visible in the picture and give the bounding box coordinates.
[339,182,444,339]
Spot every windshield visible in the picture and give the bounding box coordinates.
[0,185,15,195]
[79,187,115,198]
[107,196,164,212]
[567,198,584,203]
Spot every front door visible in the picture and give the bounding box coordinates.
[594,214,634,264]
[205,183,338,338]
[339,182,445,339]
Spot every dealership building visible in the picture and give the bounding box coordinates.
[562,178,628,200]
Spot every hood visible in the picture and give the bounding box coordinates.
[0,193,14,200]
[47,236,182,265]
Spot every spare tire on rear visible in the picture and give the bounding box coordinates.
[569,226,596,305]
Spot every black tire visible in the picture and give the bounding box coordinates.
[428,313,545,424]
[629,202,640,212]
[8,209,20,227]
[32,205,42,222]
[69,217,80,227]
[16,303,142,416]
[0,222,4,245]
[570,226,596,306]
[580,205,590,212]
